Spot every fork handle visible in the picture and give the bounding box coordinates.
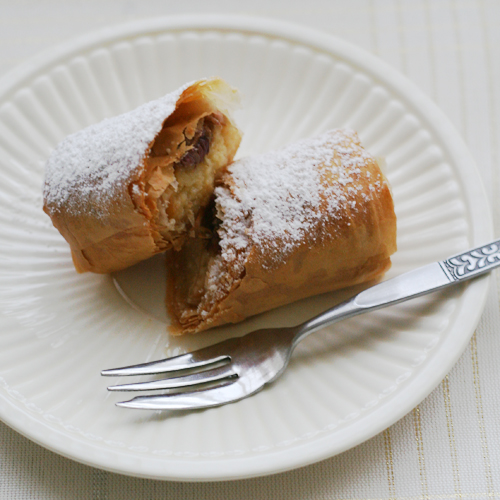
[294,239,500,344]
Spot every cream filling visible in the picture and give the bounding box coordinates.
[157,125,228,242]
[142,113,236,249]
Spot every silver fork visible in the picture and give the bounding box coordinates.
[102,239,500,410]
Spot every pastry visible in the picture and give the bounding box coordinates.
[167,129,397,334]
[43,78,242,274]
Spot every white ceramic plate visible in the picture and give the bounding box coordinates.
[0,16,492,481]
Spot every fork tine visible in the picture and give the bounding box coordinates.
[102,336,243,377]
[107,365,237,391]
[101,351,230,377]
[115,380,255,410]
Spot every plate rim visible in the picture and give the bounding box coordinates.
[0,14,493,481]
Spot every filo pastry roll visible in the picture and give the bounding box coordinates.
[43,78,242,274]
[167,129,397,334]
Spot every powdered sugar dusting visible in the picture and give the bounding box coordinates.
[216,129,379,267]
[43,81,194,216]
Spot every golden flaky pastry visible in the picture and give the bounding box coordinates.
[167,129,397,334]
[43,78,242,273]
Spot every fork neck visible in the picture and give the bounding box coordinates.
[292,296,359,347]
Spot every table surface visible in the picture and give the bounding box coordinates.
[1,1,500,498]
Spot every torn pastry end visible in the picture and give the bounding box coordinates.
[43,78,242,274]
[166,129,397,335]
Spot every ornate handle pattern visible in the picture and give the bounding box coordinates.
[441,241,500,280]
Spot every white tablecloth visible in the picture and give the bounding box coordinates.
[1,0,500,498]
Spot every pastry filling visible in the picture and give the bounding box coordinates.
[141,111,239,250]
[183,199,221,306]
[170,196,244,329]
